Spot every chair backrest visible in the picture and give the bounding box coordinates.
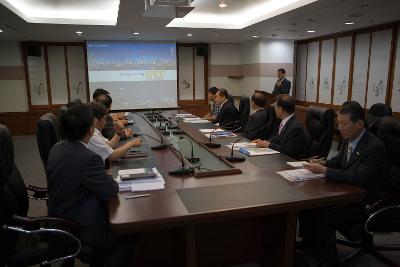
[36,113,60,171]
[304,106,335,158]
[238,95,250,129]
[366,103,392,134]
[58,106,68,140]
[376,116,400,199]
[264,107,279,140]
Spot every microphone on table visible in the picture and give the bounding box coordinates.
[179,137,200,163]
[168,145,193,176]
[133,112,170,150]
[223,137,246,163]
[203,121,238,148]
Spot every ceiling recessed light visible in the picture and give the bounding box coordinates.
[0,29,3,33]
[307,30,315,33]
[345,22,355,25]
[76,31,83,35]
[187,33,192,37]
[218,3,227,8]
[133,32,140,35]
[252,35,259,38]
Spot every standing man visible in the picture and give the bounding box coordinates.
[272,68,291,95]
[203,87,220,122]
[214,88,239,127]
[255,95,306,159]
[300,101,387,267]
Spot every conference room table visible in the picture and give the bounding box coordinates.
[109,110,365,267]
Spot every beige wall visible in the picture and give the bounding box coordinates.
[0,42,29,112]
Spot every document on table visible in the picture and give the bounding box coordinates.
[286,161,308,168]
[239,147,280,156]
[199,128,224,133]
[226,142,257,150]
[276,168,324,182]
[175,113,195,118]
[204,131,236,138]
[116,167,165,192]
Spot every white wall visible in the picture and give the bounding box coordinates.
[0,42,29,112]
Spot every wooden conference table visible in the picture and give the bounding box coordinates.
[109,110,365,267]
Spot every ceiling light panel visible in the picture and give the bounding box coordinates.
[167,0,318,29]
[0,0,120,25]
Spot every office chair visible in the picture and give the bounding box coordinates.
[238,95,250,130]
[0,123,81,267]
[304,106,335,159]
[336,116,400,267]
[366,103,392,134]
[36,113,60,174]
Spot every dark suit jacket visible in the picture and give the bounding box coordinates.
[268,115,307,159]
[47,140,119,250]
[244,108,268,140]
[272,78,291,95]
[326,131,386,204]
[216,100,239,127]
[101,115,127,141]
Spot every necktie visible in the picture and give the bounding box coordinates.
[278,123,284,135]
[346,143,353,162]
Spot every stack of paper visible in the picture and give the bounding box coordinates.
[182,117,210,124]
[276,168,324,182]
[226,142,257,150]
[286,161,308,168]
[239,147,280,156]
[175,113,195,118]
[116,167,165,192]
[204,131,236,138]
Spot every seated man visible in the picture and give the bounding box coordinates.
[255,95,306,159]
[272,68,291,95]
[203,86,220,122]
[87,102,141,162]
[95,94,133,140]
[47,104,133,266]
[300,101,386,267]
[215,88,239,127]
[93,88,128,125]
[244,92,268,140]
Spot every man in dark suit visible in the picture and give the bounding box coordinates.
[215,88,239,127]
[244,92,269,140]
[255,95,306,159]
[301,102,386,267]
[272,68,291,95]
[47,104,134,266]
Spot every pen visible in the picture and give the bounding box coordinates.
[125,194,151,199]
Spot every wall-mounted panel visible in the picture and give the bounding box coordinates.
[351,33,370,105]
[305,42,319,102]
[194,55,205,100]
[333,36,352,105]
[67,46,87,102]
[295,44,307,101]
[366,29,392,108]
[178,47,194,100]
[318,39,334,104]
[48,46,68,104]
[391,28,400,112]
[27,47,49,106]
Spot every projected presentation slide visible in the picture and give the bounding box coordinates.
[87,41,177,110]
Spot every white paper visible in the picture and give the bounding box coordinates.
[286,161,308,168]
[239,147,280,156]
[175,113,194,118]
[276,169,324,182]
[199,128,224,133]
[226,142,257,150]
[131,182,165,192]
[116,167,165,192]
[187,119,210,124]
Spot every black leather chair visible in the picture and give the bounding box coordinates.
[36,113,60,174]
[366,103,392,134]
[0,123,81,267]
[304,106,335,159]
[337,116,400,267]
[238,95,250,130]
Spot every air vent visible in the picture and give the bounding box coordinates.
[349,12,364,18]
[150,0,192,6]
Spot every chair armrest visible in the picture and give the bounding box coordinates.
[365,198,393,215]
[26,185,48,200]
[10,215,80,234]
[3,215,81,265]
[365,204,400,235]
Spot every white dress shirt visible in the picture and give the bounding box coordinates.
[88,128,113,161]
